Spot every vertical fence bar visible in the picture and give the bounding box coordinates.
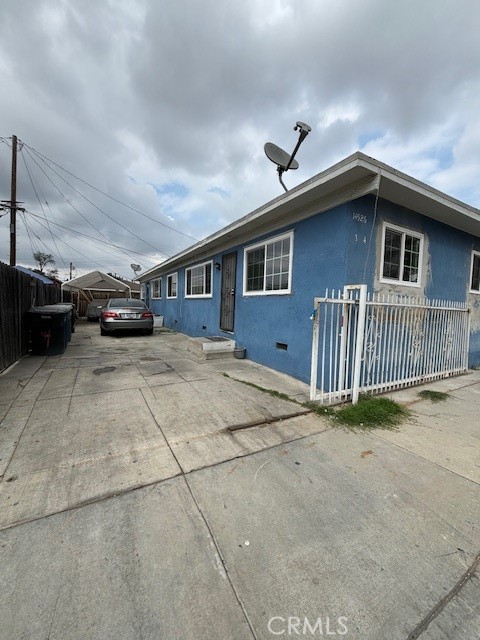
[309,298,321,401]
[464,309,471,370]
[403,301,413,384]
[320,296,328,402]
[397,300,407,385]
[338,286,350,396]
[328,292,335,403]
[380,298,388,392]
[351,285,367,404]
[333,296,341,402]
[347,293,358,400]
[385,298,393,388]
[424,301,436,378]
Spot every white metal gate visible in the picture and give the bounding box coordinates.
[310,285,470,404]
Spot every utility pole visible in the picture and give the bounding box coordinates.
[10,135,17,266]
[1,135,24,266]
[69,262,75,279]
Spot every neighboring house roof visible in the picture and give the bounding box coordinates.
[62,270,133,293]
[15,265,54,284]
[139,151,480,281]
[107,273,141,293]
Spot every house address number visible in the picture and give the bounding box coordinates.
[352,212,368,223]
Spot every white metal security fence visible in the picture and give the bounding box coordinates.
[310,285,470,404]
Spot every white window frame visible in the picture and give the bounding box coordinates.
[151,277,162,299]
[140,284,146,301]
[167,272,178,299]
[243,231,294,296]
[380,222,424,288]
[185,260,213,298]
[469,250,480,293]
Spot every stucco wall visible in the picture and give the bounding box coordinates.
[364,196,480,366]
[149,205,350,382]
[148,195,480,381]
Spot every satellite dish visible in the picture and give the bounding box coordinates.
[130,263,141,275]
[264,143,299,171]
[264,121,312,192]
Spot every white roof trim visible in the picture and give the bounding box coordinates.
[139,152,480,281]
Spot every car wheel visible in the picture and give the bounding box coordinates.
[100,326,108,336]
[145,328,154,336]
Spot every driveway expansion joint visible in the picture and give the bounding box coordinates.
[227,409,313,431]
[405,550,480,639]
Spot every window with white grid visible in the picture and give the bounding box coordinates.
[185,261,212,298]
[151,278,162,299]
[243,231,293,295]
[380,223,423,286]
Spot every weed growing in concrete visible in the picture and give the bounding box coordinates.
[332,395,409,431]
[303,401,336,417]
[223,373,409,430]
[417,389,449,403]
[222,373,302,405]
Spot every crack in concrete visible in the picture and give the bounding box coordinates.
[0,370,53,480]
[66,369,79,416]
[139,386,258,640]
[0,422,333,532]
[405,551,480,639]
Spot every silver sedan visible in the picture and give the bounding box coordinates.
[100,298,154,336]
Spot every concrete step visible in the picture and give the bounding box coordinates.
[187,336,236,360]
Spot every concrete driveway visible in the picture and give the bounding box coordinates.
[0,320,479,639]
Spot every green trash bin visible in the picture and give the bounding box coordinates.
[28,306,70,356]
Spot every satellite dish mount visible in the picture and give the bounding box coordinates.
[264,121,311,192]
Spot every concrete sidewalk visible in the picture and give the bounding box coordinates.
[0,320,479,639]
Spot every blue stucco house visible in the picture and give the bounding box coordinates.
[139,152,480,393]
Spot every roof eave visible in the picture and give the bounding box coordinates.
[139,152,480,280]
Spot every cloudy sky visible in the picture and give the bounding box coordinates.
[0,0,479,280]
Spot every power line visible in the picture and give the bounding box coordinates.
[25,210,159,266]
[26,210,160,272]
[26,213,140,269]
[20,211,56,256]
[23,146,172,256]
[23,142,198,241]
[22,146,168,263]
[19,211,38,257]
[20,148,69,271]
[27,214,127,273]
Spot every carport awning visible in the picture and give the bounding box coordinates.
[62,271,131,293]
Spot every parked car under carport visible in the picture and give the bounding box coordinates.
[86,300,108,321]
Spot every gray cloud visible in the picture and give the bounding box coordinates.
[1,0,479,279]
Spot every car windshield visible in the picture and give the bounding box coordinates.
[108,299,147,309]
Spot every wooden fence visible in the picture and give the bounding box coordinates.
[0,262,61,372]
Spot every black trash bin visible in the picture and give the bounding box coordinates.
[28,306,71,356]
[53,303,76,339]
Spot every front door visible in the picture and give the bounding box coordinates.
[220,252,236,332]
